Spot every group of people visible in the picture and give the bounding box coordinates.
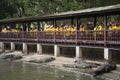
[44,24,76,36]
[1,21,120,38]
[1,26,22,33]
[93,21,120,38]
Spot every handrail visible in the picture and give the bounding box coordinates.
[0,30,120,48]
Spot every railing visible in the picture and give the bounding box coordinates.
[0,30,120,48]
[0,32,22,42]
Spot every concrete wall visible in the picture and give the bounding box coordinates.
[110,50,120,64]
[4,43,11,50]
[82,48,104,61]
[60,47,75,58]
[15,44,22,51]
[27,44,37,54]
[42,45,54,55]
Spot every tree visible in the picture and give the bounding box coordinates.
[0,0,120,19]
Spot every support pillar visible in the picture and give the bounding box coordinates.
[104,48,112,63]
[0,42,4,51]
[37,44,42,54]
[54,45,60,57]
[22,43,28,54]
[11,42,15,51]
[76,46,83,60]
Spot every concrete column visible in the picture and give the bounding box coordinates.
[37,44,42,54]
[0,42,4,51]
[11,42,15,51]
[54,45,60,57]
[22,43,28,54]
[104,48,112,62]
[76,46,83,60]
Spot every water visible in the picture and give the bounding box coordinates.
[0,60,107,80]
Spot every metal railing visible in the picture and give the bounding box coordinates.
[0,30,120,48]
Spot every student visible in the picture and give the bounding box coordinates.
[71,25,76,35]
[79,24,85,37]
[93,23,104,40]
[97,23,104,35]
[87,21,94,30]
[79,24,85,31]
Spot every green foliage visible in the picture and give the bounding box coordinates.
[0,0,120,19]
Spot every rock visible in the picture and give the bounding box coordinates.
[0,54,4,59]
[4,50,13,53]
[63,63,94,69]
[11,55,23,60]
[74,59,98,66]
[1,54,14,59]
[63,60,97,69]
[63,64,76,68]
[0,51,23,60]
[1,54,23,60]
[0,50,5,54]
[28,57,55,63]
[76,63,93,69]
[93,64,117,76]
[74,59,85,64]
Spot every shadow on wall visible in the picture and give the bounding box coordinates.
[28,44,37,54]
[15,44,22,51]
[82,48,104,61]
[4,43,11,50]
[110,50,120,64]
[60,47,75,58]
[42,45,54,55]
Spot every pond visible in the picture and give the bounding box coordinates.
[0,59,108,80]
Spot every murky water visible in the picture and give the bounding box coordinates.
[0,60,107,80]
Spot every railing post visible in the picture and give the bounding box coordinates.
[94,16,97,41]
[22,31,24,42]
[76,30,78,44]
[37,21,40,43]
[22,23,24,42]
[37,31,39,43]
[53,19,56,43]
[94,16,96,28]
[75,17,78,45]
[104,14,107,47]
[54,30,56,43]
